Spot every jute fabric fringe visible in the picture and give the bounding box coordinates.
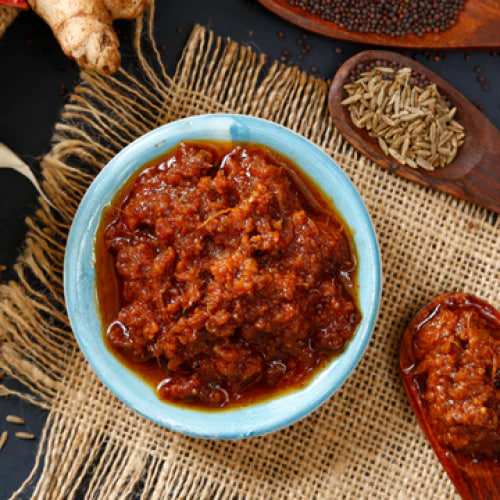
[1,6,499,499]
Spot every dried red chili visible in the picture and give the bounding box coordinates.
[0,0,29,11]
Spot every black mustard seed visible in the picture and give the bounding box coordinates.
[287,0,467,38]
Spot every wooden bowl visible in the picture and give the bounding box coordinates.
[400,293,500,500]
[328,50,500,213]
[258,0,500,49]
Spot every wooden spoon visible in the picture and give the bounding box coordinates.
[400,293,500,500]
[258,0,500,49]
[328,50,500,213]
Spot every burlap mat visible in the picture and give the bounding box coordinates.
[0,5,19,39]
[1,6,499,498]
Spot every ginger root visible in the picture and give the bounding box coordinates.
[28,0,149,74]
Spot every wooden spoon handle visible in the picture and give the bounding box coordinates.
[461,123,500,213]
[434,117,500,213]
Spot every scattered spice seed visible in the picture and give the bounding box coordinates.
[474,66,481,73]
[277,31,285,39]
[297,54,303,61]
[176,27,183,33]
[287,0,466,37]
[482,84,489,91]
[0,431,7,451]
[282,49,290,56]
[0,265,7,272]
[335,47,342,54]
[6,415,25,425]
[15,432,35,440]
[342,65,465,171]
[297,39,303,45]
[248,30,254,36]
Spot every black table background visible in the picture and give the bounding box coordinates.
[0,1,499,497]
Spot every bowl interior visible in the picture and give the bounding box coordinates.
[64,114,381,439]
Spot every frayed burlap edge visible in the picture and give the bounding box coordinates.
[1,4,499,499]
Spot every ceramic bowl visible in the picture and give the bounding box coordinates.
[64,114,381,439]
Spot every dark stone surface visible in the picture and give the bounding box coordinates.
[0,1,498,497]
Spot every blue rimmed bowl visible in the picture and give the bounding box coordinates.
[64,114,381,439]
